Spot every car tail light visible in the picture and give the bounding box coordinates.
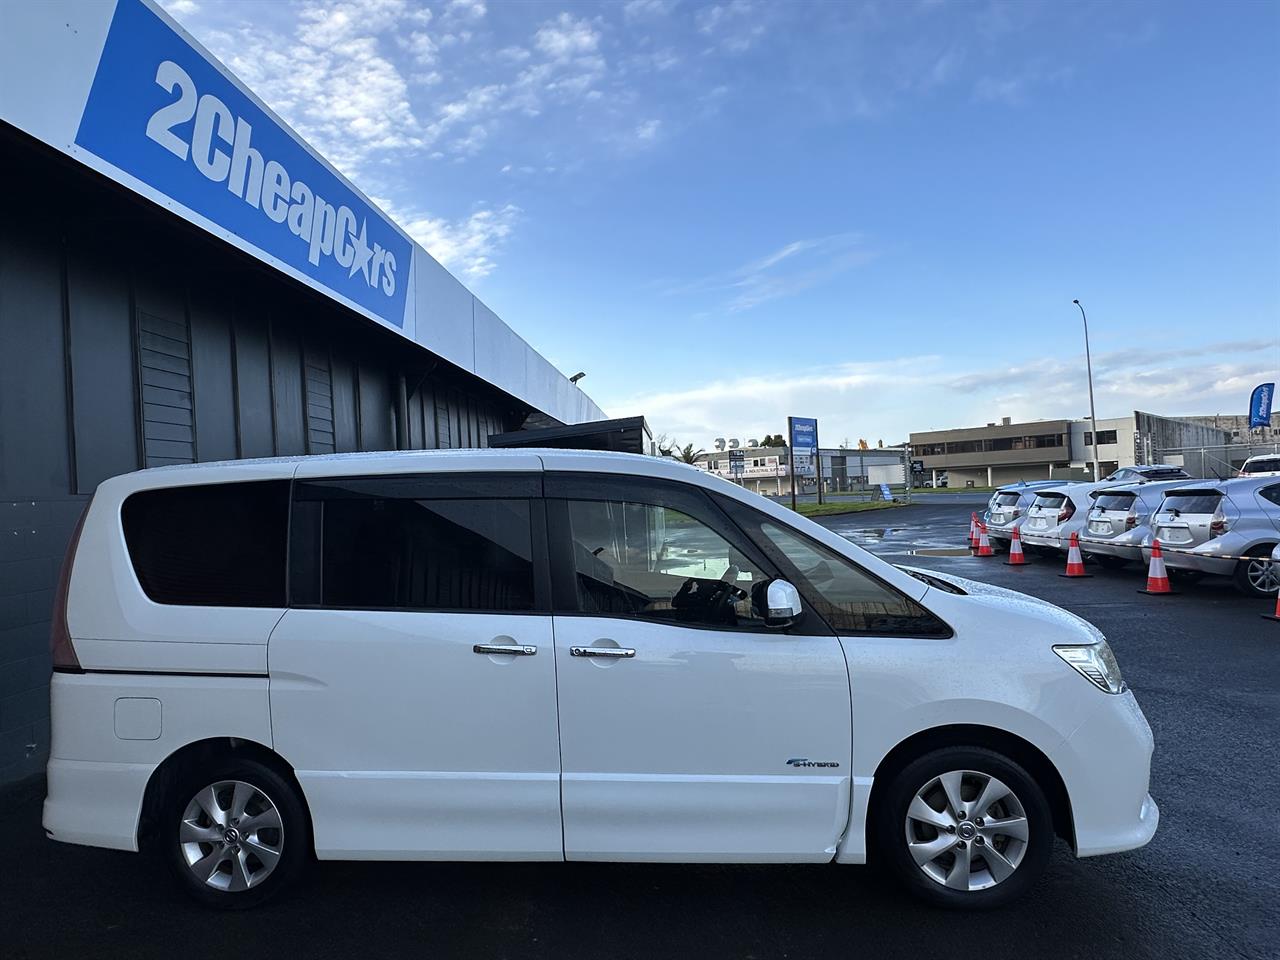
[1057,500,1075,523]
[1125,510,1138,529]
[51,500,92,673]
[1208,506,1228,539]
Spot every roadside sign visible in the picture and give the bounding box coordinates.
[880,483,894,501]
[728,449,745,477]
[788,416,820,509]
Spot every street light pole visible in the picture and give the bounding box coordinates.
[1073,299,1100,481]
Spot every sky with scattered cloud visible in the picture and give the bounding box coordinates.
[160,0,1279,447]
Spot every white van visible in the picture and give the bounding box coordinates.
[44,450,1158,909]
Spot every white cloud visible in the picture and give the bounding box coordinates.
[601,339,1275,450]
[665,233,876,313]
[390,203,521,281]
[162,0,201,17]
[444,0,487,22]
[634,118,661,142]
[695,0,763,53]
[534,12,601,61]
[624,0,673,20]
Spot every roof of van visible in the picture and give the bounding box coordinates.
[98,448,713,492]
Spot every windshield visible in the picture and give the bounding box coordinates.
[1093,493,1136,511]
[1242,457,1280,474]
[1161,492,1222,514]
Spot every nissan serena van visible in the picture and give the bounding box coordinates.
[45,450,1158,909]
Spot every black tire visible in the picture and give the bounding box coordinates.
[874,746,1054,909]
[162,757,310,910]
[1233,549,1279,598]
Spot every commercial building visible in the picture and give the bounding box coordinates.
[910,412,1230,488]
[0,1,604,788]
[697,446,907,496]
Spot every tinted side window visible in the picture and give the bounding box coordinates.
[719,498,949,636]
[1258,484,1280,507]
[293,483,536,611]
[122,480,289,606]
[562,499,769,628]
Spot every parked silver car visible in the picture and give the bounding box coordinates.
[1078,479,1199,567]
[1021,482,1118,555]
[1140,476,1280,597]
[984,480,1064,549]
[1102,465,1191,484]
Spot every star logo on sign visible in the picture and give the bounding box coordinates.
[349,218,374,285]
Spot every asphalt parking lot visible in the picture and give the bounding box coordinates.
[3,497,1276,960]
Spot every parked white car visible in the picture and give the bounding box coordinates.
[1238,454,1280,478]
[984,481,1065,550]
[45,450,1158,910]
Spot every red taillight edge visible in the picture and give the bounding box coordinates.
[51,499,92,673]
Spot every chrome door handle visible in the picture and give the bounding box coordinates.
[473,643,537,656]
[570,646,635,659]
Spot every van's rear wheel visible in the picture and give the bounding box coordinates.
[163,759,308,909]
[875,747,1053,908]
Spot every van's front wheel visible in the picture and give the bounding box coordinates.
[876,747,1053,909]
[163,759,309,909]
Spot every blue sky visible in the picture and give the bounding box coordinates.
[161,0,1280,448]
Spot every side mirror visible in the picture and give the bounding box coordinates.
[756,578,803,628]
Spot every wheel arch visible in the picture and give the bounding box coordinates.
[867,723,1076,852]
[137,737,311,851]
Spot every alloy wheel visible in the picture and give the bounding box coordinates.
[904,769,1029,892]
[179,780,285,892]
[1245,558,1279,594]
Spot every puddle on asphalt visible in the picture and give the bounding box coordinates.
[842,527,901,544]
[907,547,975,557]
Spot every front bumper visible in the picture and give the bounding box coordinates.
[1050,689,1159,857]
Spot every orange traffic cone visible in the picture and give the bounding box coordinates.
[1059,531,1091,578]
[976,522,994,557]
[1262,591,1280,622]
[1138,539,1176,595]
[969,513,979,550]
[1005,526,1028,565]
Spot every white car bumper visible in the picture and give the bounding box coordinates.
[1049,690,1159,857]
[43,757,152,851]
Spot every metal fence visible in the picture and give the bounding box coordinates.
[1153,441,1280,479]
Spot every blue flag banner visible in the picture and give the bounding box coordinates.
[1249,382,1275,429]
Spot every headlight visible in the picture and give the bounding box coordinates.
[1053,641,1126,694]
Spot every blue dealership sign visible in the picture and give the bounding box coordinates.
[74,0,411,328]
[1249,382,1275,429]
[789,417,819,455]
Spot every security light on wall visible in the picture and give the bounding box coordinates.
[569,371,586,383]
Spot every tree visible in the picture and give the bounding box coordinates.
[652,432,675,457]
[672,442,704,464]
[761,434,787,448]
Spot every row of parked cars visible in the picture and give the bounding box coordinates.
[983,457,1280,597]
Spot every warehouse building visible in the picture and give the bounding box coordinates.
[0,0,604,788]
[910,412,1230,488]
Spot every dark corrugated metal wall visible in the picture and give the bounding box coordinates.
[0,133,526,787]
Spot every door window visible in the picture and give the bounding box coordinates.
[562,499,769,628]
[718,497,949,636]
[291,480,537,611]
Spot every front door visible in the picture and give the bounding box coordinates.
[270,469,563,860]
[545,473,852,862]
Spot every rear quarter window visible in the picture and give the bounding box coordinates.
[121,480,290,606]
